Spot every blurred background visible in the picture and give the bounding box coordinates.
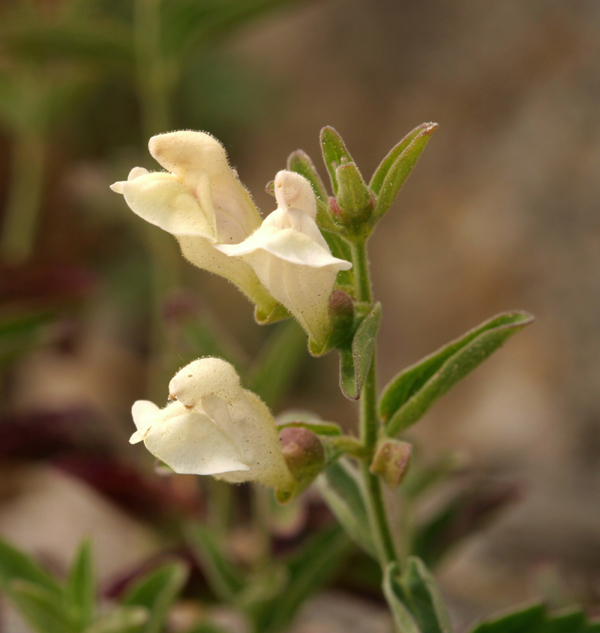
[1,0,600,631]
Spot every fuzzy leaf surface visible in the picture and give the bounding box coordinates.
[381,312,534,436]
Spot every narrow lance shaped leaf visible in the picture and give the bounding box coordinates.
[66,539,95,629]
[320,126,355,195]
[402,557,453,633]
[382,563,421,633]
[369,122,437,195]
[186,525,245,601]
[316,458,376,557]
[8,580,77,633]
[121,562,188,633]
[339,302,382,400]
[381,311,534,437]
[0,537,63,597]
[372,123,438,224]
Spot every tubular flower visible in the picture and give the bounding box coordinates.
[110,131,279,320]
[130,358,295,490]
[217,171,352,352]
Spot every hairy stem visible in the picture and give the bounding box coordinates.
[351,238,398,566]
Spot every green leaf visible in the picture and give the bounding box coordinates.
[186,525,245,601]
[320,126,355,196]
[65,540,95,629]
[339,302,381,400]
[85,607,148,633]
[469,603,546,633]
[381,311,534,436]
[253,526,350,633]
[121,562,188,633]
[9,580,76,633]
[402,557,453,633]
[369,123,436,195]
[371,123,438,223]
[316,458,376,557]
[287,149,329,203]
[0,537,63,597]
[382,563,421,633]
[545,609,586,633]
[248,319,307,408]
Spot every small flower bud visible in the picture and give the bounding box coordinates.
[370,439,412,490]
[280,426,326,483]
[335,162,374,227]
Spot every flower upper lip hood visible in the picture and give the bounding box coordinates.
[110,131,280,318]
[217,170,352,351]
[111,130,261,244]
[130,357,295,490]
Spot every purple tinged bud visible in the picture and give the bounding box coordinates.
[370,439,412,490]
[280,426,325,482]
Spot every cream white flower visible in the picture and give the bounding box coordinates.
[217,171,352,351]
[110,131,279,320]
[130,357,294,490]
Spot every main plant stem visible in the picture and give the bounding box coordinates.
[351,239,398,566]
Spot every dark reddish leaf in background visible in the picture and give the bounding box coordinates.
[0,263,95,305]
[0,408,101,460]
[55,455,203,523]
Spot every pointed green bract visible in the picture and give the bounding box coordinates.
[121,562,188,633]
[320,126,355,195]
[382,563,421,633]
[369,123,436,195]
[335,162,372,226]
[381,311,534,436]
[66,540,95,629]
[371,123,438,224]
[339,302,381,400]
[316,458,376,557]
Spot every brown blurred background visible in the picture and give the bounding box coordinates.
[1,0,600,630]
